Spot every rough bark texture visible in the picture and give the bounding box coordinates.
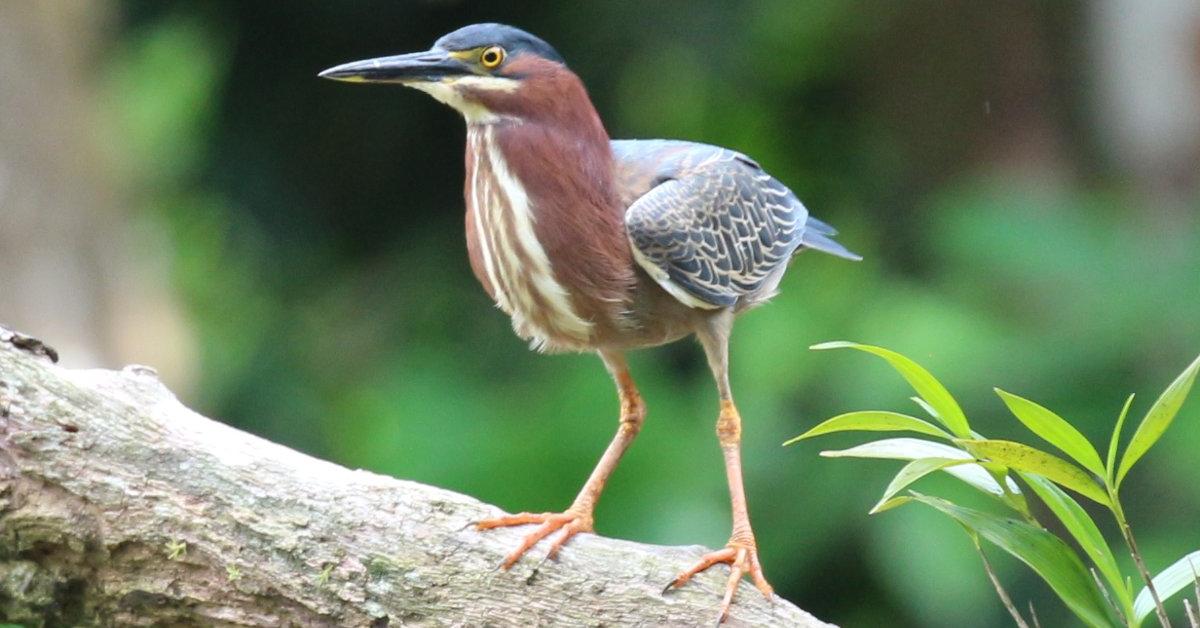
[0,327,831,627]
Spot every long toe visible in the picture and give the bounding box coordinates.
[666,542,774,624]
[747,550,774,598]
[546,518,590,560]
[475,510,593,569]
[667,547,737,590]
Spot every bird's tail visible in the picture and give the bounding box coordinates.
[800,217,862,261]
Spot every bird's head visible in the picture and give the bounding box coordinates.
[319,23,578,125]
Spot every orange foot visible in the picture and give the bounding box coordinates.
[475,509,594,569]
[665,542,775,623]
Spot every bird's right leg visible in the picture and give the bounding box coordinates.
[476,350,645,568]
[666,311,774,623]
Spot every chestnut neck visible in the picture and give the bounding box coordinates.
[460,54,635,329]
[461,55,617,206]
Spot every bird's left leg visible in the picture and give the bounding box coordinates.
[476,350,645,568]
[666,310,774,622]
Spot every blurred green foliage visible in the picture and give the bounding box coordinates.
[104,2,1200,626]
[792,342,1200,626]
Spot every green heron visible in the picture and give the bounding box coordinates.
[321,23,859,620]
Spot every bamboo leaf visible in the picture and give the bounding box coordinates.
[996,389,1106,477]
[871,495,914,514]
[811,342,970,438]
[910,493,1117,628]
[1019,473,1131,614]
[784,411,953,445]
[957,439,1109,506]
[820,438,1019,497]
[911,396,940,420]
[1106,393,1135,487]
[1117,354,1200,487]
[1134,551,1200,623]
[869,457,971,514]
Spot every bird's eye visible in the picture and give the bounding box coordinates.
[480,46,505,69]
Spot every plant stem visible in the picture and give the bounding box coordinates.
[1029,601,1043,628]
[1091,567,1132,627]
[974,537,1031,628]
[1110,489,1172,627]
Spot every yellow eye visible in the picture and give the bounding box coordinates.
[480,46,505,69]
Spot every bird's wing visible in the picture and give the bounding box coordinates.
[613,140,809,309]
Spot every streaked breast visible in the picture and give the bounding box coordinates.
[465,125,595,351]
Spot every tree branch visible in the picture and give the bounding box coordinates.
[0,327,831,627]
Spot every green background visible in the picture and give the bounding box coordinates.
[97,2,1200,626]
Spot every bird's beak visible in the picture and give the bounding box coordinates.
[318,48,470,84]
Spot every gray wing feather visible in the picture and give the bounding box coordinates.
[620,141,808,308]
[800,228,862,261]
[805,215,838,236]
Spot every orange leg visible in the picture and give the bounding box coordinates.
[667,400,774,622]
[667,313,774,623]
[476,351,645,568]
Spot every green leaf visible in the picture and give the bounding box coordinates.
[910,396,940,420]
[820,437,1019,497]
[1106,393,1135,487]
[1133,550,1200,623]
[784,410,953,445]
[958,439,1109,506]
[910,493,1117,628]
[996,389,1106,477]
[871,495,914,513]
[869,457,971,514]
[811,342,970,438]
[1117,354,1200,487]
[1019,472,1131,614]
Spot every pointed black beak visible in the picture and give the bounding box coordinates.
[318,49,470,84]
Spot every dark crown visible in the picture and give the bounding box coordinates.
[434,23,565,65]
